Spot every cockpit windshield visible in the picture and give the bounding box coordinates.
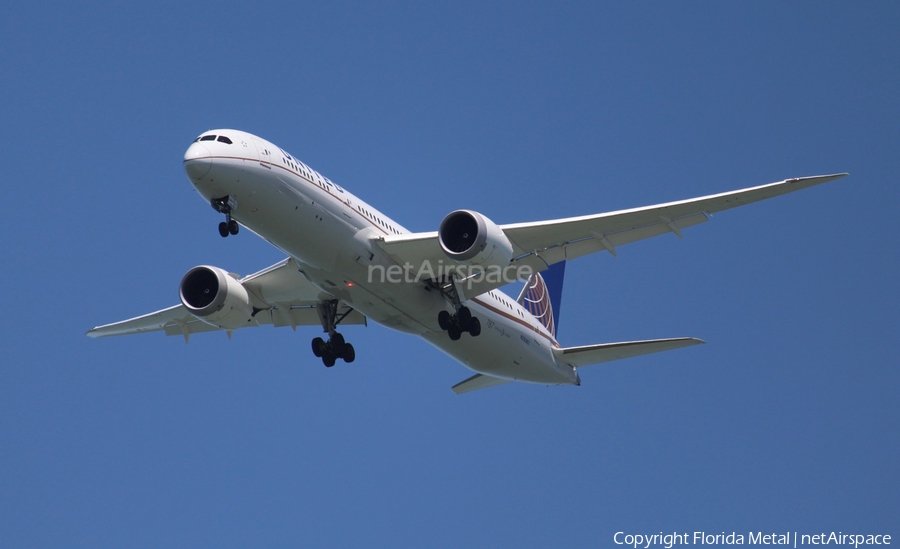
[193,134,233,144]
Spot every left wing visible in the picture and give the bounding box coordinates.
[87,258,365,341]
[501,173,847,269]
[376,174,848,292]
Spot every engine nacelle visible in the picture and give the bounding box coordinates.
[438,210,514,268]
[179,265,254,330]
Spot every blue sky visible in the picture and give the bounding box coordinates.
[1,2,897,547]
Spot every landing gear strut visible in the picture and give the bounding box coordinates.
[211,196,239,238]
[433,275,481,341]
[312,299,356,367]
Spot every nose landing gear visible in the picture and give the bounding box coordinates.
[218,219,239,238]
[211,196,239,238]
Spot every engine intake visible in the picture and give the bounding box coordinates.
[438,210,514,268]
[179,265,254,330]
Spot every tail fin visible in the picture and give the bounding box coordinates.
[517,261,566,338]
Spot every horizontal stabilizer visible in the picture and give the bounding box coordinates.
[451,373,512,395]
[553,337,704,368]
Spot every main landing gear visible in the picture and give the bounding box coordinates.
[438,306,481,341]
[311,333,355,368]
[211,196,239,238]
[311,299,355,367]
[433,275,481,341]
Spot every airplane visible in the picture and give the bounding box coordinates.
[87,129,847,394]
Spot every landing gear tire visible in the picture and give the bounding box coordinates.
[439,306,480,340]
[342,343,355,363]
[438,310,451,331]
[457,306,472,328]
[312,337,325,358]
[312,328,355,366]
[468,317,481,337]
[313,300,357,366]
[212,196,238,238]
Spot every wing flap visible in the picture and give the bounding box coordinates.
[264,304,366,329]
[163,317,222,338]
[553,337,705,368]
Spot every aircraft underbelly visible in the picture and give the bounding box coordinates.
[415,299,571,384]
[422,324,569,385]
[196,160,351,271]
[193,157,574,384]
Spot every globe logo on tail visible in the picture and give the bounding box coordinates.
[520,272,556,336]
[517,261,566,339]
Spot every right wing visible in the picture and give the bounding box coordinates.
[86,258,365,341]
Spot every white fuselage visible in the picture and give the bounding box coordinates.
[183,130,578,386]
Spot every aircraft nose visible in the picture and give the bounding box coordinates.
[183,142,212,181]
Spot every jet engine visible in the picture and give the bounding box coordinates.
[179,265,254,330]
[438,210,514,268]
